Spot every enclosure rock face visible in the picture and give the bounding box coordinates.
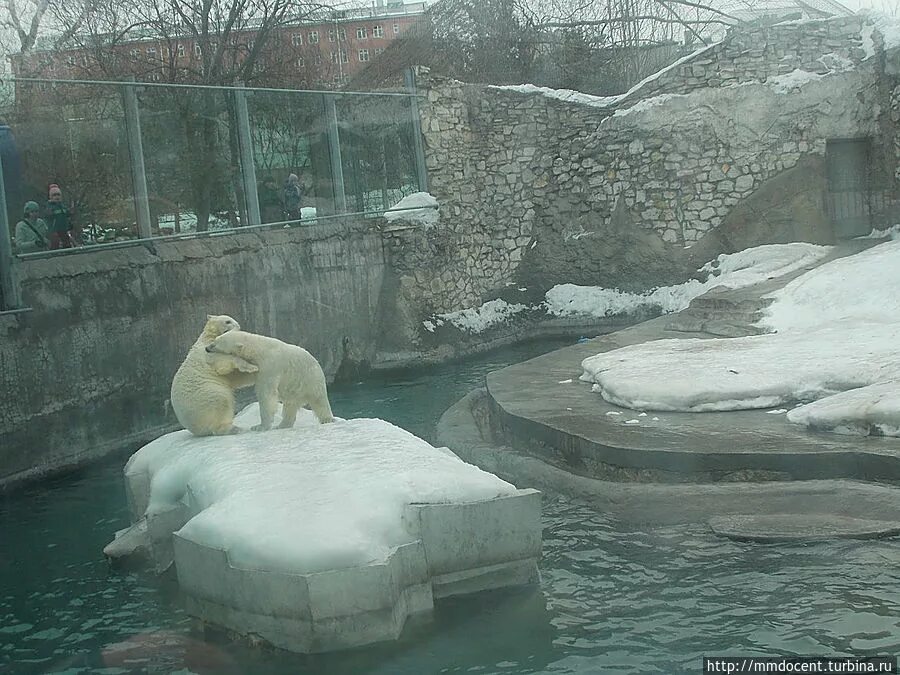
[392,15,894,333]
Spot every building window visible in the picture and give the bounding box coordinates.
[178,44,185,57]
[358,49,369,62]
[194,44,202,56]
[296,57,304,67]
[356,27,367,39]
[328,29,336,42]
[147,47,157,57]
[66,56,76,66]
[373,25,384,38]
[292,34,303,46]
[340,49,348,63]
[314,53,323,65]
[247,40,254,50]
[130,49,139,58]
[309,30,319,44]
[330,51,338,64]
[393,22,400,34]
[374,47,384,56]
[338,28,346,41]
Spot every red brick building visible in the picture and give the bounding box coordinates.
[10,2,428,91]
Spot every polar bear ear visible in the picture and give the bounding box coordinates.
[207,314,213,320]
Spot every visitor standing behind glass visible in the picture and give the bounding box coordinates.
[14,200,49,253]
[45,184,79,249]
[281,173,302,223]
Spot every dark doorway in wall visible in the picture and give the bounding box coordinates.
[825,138,874,238]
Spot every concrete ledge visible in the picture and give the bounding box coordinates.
[436,388,900,528]
[486,317,900,483]
[174,538,433,653]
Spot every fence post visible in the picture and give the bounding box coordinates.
[122,82,153,240]
[233,83,261,227]
[323,94,347,213]
[404,67,429,194]
[0,152,21,310]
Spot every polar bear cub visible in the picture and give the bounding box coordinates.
[206,330,335,430]
[170,315,259,436]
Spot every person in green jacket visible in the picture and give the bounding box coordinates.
[46,183,79,249]
[14,200,49,253]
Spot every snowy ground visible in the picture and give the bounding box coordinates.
[126,405,516,574]
[426,242,829,334]
[580,238,900,436]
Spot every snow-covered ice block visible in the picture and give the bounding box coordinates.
[107,404,541,653]
[787,380,900,437]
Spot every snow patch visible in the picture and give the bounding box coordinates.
[433,298,528,334]
[581,239,900,414]
[769,69,824,93]
[384,192,440,227]
[546,243,829,319]
[787,380,900,437]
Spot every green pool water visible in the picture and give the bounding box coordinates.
[1,338,898,675]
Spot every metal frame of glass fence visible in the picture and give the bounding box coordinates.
[0,71,429,312]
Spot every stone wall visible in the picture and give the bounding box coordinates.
[382,15,892,338]
[618,16,876,105]
[0,221,386,487]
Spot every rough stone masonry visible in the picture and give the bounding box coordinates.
[383,15,898,336]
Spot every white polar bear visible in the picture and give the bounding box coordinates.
[170,315,259,436]
[206,330,335,430]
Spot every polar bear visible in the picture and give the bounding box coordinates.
[206,330,334,430]
[170,315,259,436]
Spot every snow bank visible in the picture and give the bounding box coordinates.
[546,242,829,318]
[760,238,900,333]
[384,192,440,227]
[581,239,900,414]
[425,298,528,334]
[491,84,617,109]
[581,324,900,411]
[126,405,516,575]
[787,380,900,437]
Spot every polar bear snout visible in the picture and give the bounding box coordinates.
[205,344,215,353]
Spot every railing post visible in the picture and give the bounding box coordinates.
[122,81,153,240]
[324,93,347,213]
[403,67,429,193]
[0,152,22,309]
[233,83,261,227]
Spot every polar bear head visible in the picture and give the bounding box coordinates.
[205,329,250,359]
[202,314,241,340]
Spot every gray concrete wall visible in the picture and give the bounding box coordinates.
[0,220,386,487]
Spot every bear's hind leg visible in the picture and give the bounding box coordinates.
[310,397,335,424]
[278,402,300,429]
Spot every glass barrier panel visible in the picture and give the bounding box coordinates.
[336,92,419,216]
[3,81,131,249]
[137,85,238,235]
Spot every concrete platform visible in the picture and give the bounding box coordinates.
[485,241,900,484]
[104,421,542,654]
